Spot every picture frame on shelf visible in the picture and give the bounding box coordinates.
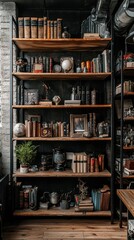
[70,114,88,137]
[27,114,41,122]
[24,89,39,105]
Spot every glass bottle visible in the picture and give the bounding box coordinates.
[62,26,71,38]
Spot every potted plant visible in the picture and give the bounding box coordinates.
[15,141,38,173]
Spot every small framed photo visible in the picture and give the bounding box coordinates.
[27,114,41,122]
[70,114,88,137]
[24,89,39,105]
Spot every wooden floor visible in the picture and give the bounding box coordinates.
[3,218,127,240]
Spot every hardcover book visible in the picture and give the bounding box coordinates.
[38,18,44,38]
[18,17,24,38]
[31,17,38,38]
[24,17,30,38]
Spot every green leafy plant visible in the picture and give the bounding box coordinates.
[15,141,38,166]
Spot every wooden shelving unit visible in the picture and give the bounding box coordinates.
[10,19,113,218]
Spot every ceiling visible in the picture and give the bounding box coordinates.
[0,0,120,13]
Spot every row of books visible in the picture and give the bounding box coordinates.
[24,120,70,138]
[91,49,111,73]
[14,183,38,210]
[71,152,105,173]
[91,185,110,211]
[18,17,62,39]
[116,81,134,95]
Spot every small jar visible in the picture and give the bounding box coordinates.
[62,26,71,38]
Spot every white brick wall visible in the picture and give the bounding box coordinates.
[0,2,16,174]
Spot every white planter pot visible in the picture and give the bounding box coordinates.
[20,165,29,173]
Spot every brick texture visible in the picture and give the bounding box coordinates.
[0,2,16,174]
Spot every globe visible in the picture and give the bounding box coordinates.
[61,59,72,72]
[13,123,26,137]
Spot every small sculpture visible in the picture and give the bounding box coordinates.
[52,95,61,105]
[16,57,28,72]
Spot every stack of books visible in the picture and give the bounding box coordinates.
[75,197,94,212]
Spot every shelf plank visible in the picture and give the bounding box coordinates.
[123,146,134,150]
[123,174,134,179]
[123,67,134,76]
[13,137,112,141]
[12,38,111,52]
[117,189,134,217]
[124,117,134,121]
[12,104,112,109]
[12,72,111,80]
[13,208,111,217]
[13,169,111,178]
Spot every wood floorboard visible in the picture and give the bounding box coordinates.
[3,218,127,240]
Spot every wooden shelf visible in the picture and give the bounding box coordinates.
[12,72,111,81]
[123,146,134,150]
[12,104,112,109]
[124,117,134,121]
[123,174,134,179]
[12,38,111,52]
[13,137,112,141]
[123,67,134,76]
[13,169,111,178]
[13,208,111,217]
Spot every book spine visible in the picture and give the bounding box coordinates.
[83,154,87,173]
[72,153,77,173]
[50,20,54,39]
[24,17,30,38]
[57,18,62,39]
[37,122,41,137]
[54,20,57,38]
[17,85,20,105]
[25,120,28,137]
[47,20,51,39]
[18,17,24,38]
[85,86,90,104]
[38,18,44,38]
[20,81,24,105]
[31,17,38,38]
[32,121,37,137]
[44,17,47,39]
[81,86,86,104]
[27,120,32,137]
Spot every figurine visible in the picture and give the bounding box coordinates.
[16,57,28,72]
[52,95,61,105]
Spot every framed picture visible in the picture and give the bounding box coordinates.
[24,89,39,105]
[27,114,41,122]
[70,114,88,137]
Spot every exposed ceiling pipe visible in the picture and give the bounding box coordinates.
[114,0,134,35]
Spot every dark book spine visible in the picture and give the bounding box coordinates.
[24,17,30,38]
[49,57,53,73]
[86,86,90,104]
[31,17,38,38]
[81,86,86,104]
[45,57,49,73]
[43,56,46,72]
[44,17,47,39]
[17,85,20,105]
[57,18,62,38]
[18,17,24,38]
[54,20,57,38]
[20,81,24,105]
[38,18,44,38]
